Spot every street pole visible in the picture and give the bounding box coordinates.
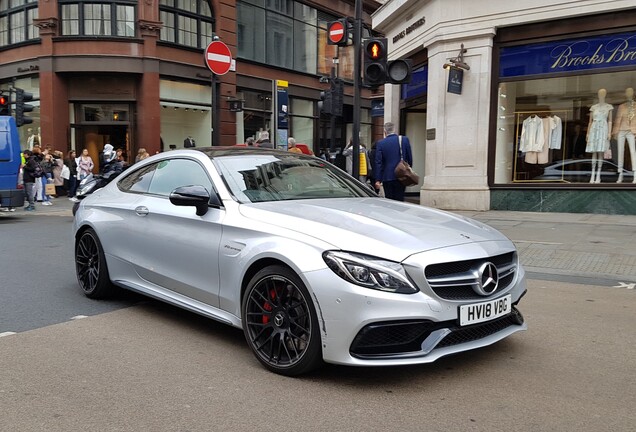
[211,72,217,146]
[352,0,362,179]
[329,58,337,153]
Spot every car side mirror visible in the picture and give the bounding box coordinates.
[170,185,218,216]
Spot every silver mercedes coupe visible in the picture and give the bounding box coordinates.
[73,147,527,376]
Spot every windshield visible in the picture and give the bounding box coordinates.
[212,153,376,203]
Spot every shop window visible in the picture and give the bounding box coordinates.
[495,33,636,185]
[159,0,214,49]
[289,98,314,148]
[240,90,272,141]
[59,1,135,37]
[0,0,38,47]
[496,73,636,184]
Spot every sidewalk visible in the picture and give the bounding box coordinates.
[453,210,636,282]
[5,197,636,282]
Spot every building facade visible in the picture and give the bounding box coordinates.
[0,0,381,171]
[374,0,636,214]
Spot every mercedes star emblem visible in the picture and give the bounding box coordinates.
[474,262,499,296]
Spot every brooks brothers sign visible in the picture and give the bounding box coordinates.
[499,32,636,78]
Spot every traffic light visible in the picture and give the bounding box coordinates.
[331,79,344,117]
[15,88,34,127]
[327,19,350,47]
[0,92,9,116]
[363,38,388,87]
[387,59,413,84]
[319,88,332,115]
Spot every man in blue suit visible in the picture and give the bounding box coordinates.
[374,122,413,201]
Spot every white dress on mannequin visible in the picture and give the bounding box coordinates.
[586,103,613,153]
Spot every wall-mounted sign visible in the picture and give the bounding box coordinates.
[447,66,463,95]
[500,31,636,78]
[17,65,39,73]
[371,99,384,117]
[392,18,426,44]
[228,100,243,112]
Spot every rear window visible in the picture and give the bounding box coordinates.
[0,134,12,162]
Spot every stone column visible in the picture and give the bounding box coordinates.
[421,34,495,211]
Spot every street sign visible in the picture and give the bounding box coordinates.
[205,41,232,75]
[328,21,346,45]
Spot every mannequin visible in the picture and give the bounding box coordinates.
[586,88,613,183]
[612,87,636,183]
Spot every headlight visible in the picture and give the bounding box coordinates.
[77,181,97,196]
[323,251,418,294]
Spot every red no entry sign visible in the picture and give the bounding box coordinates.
[205,41,232,75]
[328,21,345,45]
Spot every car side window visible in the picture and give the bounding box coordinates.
[118,163,157,193]
[147,158,212,197]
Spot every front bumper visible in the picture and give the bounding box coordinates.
[302,241,527,366]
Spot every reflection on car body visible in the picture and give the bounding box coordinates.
[72,147,527,376]
[535,158,633,183]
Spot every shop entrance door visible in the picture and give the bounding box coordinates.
[403,109,427,192]
[78,125,129,173]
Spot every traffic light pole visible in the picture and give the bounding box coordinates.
[352,0,362,179]
[329,60,337,153]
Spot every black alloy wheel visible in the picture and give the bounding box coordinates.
[243,265,322,376]
[75,229,115,299]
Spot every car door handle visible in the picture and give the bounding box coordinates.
[135,206,149,216]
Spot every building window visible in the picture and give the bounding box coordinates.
[159,0,214,49]
[237,0,337,75]
[59,1,136,37]
[494,31,636,186]
[237,2,265,63]
[0,0,38,47]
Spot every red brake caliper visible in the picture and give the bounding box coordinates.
[262,288,277,324]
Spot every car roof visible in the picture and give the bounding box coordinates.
[194,146,315,158]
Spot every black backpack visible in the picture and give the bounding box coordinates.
[33,161,44,178]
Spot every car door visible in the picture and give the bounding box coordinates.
[126,157,224,308]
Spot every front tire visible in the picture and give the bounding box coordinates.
[242,265,322,376]
[75,228,115,299]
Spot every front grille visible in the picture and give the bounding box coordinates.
[350,307,524,358]
[436,307,524,348]
[425,252,517,300]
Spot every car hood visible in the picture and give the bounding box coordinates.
[238,198,510,261]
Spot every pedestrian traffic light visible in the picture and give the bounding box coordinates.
[319,88,332,116]
[15,88,34,127]
[363,38,388,87]
[327,18,350,47]
[0,93,9,116]
[387,59,413,84]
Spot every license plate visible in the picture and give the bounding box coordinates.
[459,295,511,326]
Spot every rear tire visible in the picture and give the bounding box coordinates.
[242,265,323,376]
[75,228,116,299]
